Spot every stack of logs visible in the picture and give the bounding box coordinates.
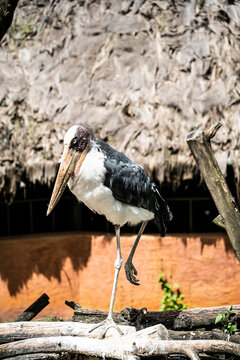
[0,294,240,359]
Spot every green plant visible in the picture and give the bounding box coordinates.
[215,305,238,335]
[159,272,187,311]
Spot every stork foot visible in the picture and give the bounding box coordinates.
[89,317,124,338]
[124,260,140,286]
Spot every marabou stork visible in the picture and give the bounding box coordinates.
[47,124,172,337]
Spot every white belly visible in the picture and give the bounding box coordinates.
[68,145,154,227]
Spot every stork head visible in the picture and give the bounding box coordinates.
[47,125,94,216]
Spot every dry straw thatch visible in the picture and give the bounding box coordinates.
[0,0,239,201]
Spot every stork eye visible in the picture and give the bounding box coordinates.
[71,137,78,145]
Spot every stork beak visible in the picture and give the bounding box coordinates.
[46,146,79,216]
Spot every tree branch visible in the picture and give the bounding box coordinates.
[187,122,240,261]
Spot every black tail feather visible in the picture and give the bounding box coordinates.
[152,184,173,236]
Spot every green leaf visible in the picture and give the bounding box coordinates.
[227,305,233,312]
[215,314,224,324]
[230,325,237,333]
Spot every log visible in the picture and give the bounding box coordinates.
[1,322,240,359]
[14,294,49,322]
[5,354,60,359]
[72,307,122,323]
[133,338,240,359]
[72,307,148,327]
[0,322,136,344]
[65,300,82,311]
[0,334,240,360]
[1,321,239,345]
[1,304,240,358]
[212,329,240,343]
[74,305,240,330]
[169,329,240,343]
[186,122,240,261]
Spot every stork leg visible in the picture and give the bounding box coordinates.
[108,225,123,319]
[124,221,148,285]
[89,225,124,338]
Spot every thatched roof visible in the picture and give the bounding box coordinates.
[0,0,239,201]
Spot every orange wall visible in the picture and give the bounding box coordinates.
[0,232,239,322]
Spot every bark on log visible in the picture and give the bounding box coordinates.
[14,293,50,322]
[186,122,240,261]
[74,305,240,330]
[72,308,110,323]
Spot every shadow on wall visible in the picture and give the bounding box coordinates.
[175,235,235,256]
[199,236,236,255]
[0,233,92,296]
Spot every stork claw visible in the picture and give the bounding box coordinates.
[124,260,140,286]
[89,317,124,339]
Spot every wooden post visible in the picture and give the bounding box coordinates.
[186,122,240,261]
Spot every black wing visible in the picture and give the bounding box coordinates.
[97,140,172,236]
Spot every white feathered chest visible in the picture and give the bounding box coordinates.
[68,143,154,226]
